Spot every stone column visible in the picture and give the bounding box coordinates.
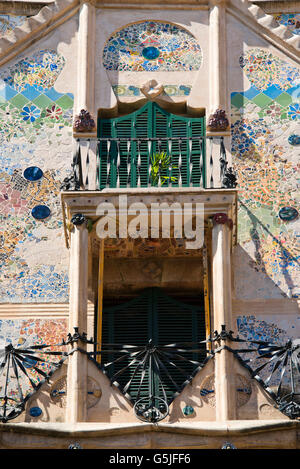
[211,213,236,421]
[76,0,96,116]
[209,0,229,114]
[66,216,89,423]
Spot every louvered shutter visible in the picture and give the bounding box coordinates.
[98,103,205,189]
[101,288,206,404]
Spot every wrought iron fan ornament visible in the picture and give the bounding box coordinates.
[0,341,68,422]
[211,325,300,420]
[90,337,212,423]
[0,326,299,423]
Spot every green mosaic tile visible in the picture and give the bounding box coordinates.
[32,94,53,109]
[274,92,293,106]
[251,93,273,108]
[9,93,29,109]
[231,93,249,109]
[55,94,74,110]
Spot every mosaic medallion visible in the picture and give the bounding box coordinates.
[182,405,194,416]
[199,374,215,407]
[200,374,252,408]
[23,166,43,181]
[31,205,51,220]
[50,375,67,407]
[50,376,102,409]
[103,21,202,72]
[87,377,102,409]
[278,207,299,222]
[29,406,42,417]
[288,135,300,146]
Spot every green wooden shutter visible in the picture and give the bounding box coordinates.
[98,103,205,189]
[101,288,206,403]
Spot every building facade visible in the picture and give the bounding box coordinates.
[0,0,299,449]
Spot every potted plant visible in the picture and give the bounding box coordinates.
[150,151,177,186]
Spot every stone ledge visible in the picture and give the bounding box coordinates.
[0,419,299,437]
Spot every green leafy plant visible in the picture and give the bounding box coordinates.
[150,151,177,186]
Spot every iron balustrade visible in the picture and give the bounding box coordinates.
[1,326,299,423]
[61,136,237,191]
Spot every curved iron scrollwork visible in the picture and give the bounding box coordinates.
[0,327,299,423]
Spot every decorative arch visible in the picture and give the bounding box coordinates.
[102,20,202,72]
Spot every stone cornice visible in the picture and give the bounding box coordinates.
[0,0,81,67]
[228,0,300,60]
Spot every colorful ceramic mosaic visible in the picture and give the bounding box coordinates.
[231,48,300,299]
[112,84,192,97]
[236,315,300,387]
[0,318,67,401]
[273,14,300,36]
[103,21,202,72]
[0,15,27,38]
[0,50,73,303]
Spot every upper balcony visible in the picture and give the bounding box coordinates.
[61,103,237,193]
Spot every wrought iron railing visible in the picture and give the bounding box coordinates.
[1,326,299,423]
[61,136,237,191]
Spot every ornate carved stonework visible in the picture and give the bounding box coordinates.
[73,109,96,132]
[207,109,229,132]
[140,80,164,99]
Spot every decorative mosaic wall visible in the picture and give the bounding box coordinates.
[0,318,67,402]
[0,15,27,38]
[272,14,300,36]
[236,315,300,386]
[103,21,202,72]
[231,49,300,299]
[0,49,74,302]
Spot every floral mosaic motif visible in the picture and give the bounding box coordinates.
[231,49,300,298]
[0,50,73,302]
[273,14,300,36]
[103,21,202,72]
[0,15,27,38]
[112,84,192,97]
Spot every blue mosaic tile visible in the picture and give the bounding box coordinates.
[243,86,261,100]
[263,84,284,99]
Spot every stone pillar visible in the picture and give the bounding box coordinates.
[211,213,236,421]
[209,0,229,114]
[76,0,96,116]
[66,217,89,423]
